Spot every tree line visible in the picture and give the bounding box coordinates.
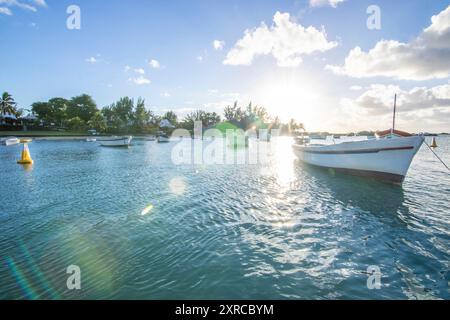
[1,91,305,135]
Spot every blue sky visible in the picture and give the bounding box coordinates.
[1,0,449,132]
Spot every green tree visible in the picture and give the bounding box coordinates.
[132,98,150,132]
[67,117,86,131]
[87,112,106,132]
[113,97,134,124]
[223,101,243,123]
[0,92,18,116]
[32,101,51,122]
[288,119,304,132]
[182,110,221,131]
[32,98,69,126]
[162,111,178,125]
[67,94,98,122]
[48,98,69,126]
[101,97,139,133]
[271,116,281,129]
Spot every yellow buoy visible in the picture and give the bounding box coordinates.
[430,137,438,148]
[17,143,33,165]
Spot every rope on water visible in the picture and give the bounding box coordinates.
[424,140,450,172]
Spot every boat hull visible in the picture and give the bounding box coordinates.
[293,136,424,184]
[157,136,170,143]
[3,138,20,146]
[98,136,132,147]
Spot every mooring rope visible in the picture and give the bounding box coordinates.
[424,140,450,172]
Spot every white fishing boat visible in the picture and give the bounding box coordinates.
[86,137,97,142]
[98,136,132,147]
[293,95,424,184]
[2,137,20,146]
[157,133,170,143]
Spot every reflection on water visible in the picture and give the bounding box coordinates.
[0,137,449,299]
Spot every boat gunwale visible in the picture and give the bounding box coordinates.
[98,137,131,142]
[296,145,415,155]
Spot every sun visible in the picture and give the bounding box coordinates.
[251,73,322,129]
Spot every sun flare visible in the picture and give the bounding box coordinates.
[251,74,322,129]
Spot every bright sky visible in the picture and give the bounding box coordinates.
[1,0,449,133]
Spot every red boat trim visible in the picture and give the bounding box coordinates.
[302,146,414,155]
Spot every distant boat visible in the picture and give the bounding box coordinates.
[98,136,132,147]
[145,135,156,141]
[157,133,170,143]
[86,137,97,142]
[293,95,424,184]
[2,137,20,146]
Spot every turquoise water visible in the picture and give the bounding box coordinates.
[0,136,449,299]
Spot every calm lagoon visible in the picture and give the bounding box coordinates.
[0,137,449,299]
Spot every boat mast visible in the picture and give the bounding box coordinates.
[391,94,397,134]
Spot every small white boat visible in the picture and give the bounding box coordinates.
[293,130,424,184]
[98,136,132,147]
[86,137,97,142]
[157,133,170,143]
[2,137,20,146]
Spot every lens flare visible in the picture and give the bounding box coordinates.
[169,176,187,195]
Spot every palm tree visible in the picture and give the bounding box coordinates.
[0,92,18,117]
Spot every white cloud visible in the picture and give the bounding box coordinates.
[129,76,150,85]
[327,5,450,80]
[0,7,12,15]
[197,55,203,62]
[358,84,450,114]
[148,59,160,68]
[309,0,345,8]
[32,0,46,7]
[0,0,38,12]
[224,11,337,67]
[124,65,131,72]
[161,92,170,97]
[339,84,450,131]
[85,57,97,64]
[213,40,225,51]
[134,68,145,75]
[350,85,363,91]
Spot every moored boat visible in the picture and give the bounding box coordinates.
[293,95,424,184]
[98,136,132,147]
[293,131,424,184]
[86,137,97,142]
[157,133,170,143]
[2,137,20,146]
